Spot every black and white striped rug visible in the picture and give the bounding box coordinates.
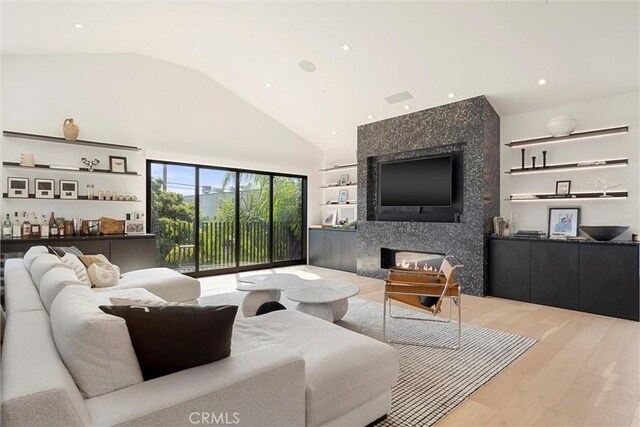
[200,292,537,427]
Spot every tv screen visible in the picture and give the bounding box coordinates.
[379,155,452,207]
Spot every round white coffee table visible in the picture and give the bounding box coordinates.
[237,274,359,322]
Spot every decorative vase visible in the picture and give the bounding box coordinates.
[63,118,79,141]
[547,115,577,137]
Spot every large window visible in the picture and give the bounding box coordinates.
[148,160,306,276]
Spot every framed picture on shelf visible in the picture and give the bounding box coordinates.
[339,174,349,186]
[7,177,29,198]
[548,207,580,239]
[125,220,146,235]
[556,180,571,195]
[322,209,337,226]
[338,190,348,204]
[59,180,78,199]
[109,156,128,174]
[35,179,55,199]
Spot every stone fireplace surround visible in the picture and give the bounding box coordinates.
[356,96,500,296]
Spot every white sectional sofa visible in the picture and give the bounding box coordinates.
[1,248,399,426]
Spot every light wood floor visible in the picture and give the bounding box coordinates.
[199,265,640,426]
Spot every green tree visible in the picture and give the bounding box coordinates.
[150,178,194,223]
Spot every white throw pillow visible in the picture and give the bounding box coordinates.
[87,263,120,288]
[23,246,49,271]
[109,296,192,307]
[39,267,89,312]
[60,253,92,287]
[50,285,143,398]
[30,254,71,290]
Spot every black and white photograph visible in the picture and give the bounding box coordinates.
[125,219,146,235]
[7,177,29,198]
[35,179,55,199]
[109,156,128,174]
[555,180,571,195]
[322,209,337,226]
[59,180,78,199]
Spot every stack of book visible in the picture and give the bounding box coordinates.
[513,230,546,239]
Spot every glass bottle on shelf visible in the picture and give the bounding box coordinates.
[40,213,49,239]
[12,212,21,238]
[49,212,58,237]
[58,218,65,237]
[30,212,41,238]
[3,214,12,239]
[21,212,31,239]
[87,184,95,200]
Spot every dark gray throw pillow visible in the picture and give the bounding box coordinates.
[48,246,84,258]
[99,304,238,380]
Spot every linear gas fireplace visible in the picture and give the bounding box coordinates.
[380,248,445,272]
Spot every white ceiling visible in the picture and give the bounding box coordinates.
[2,1,639,158]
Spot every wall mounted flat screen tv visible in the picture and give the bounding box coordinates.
[376,151,463,222]
[379,155,452,207]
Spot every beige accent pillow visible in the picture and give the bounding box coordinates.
[78,254,110,268]
[87,263,120,288]
[50,285,143,398]
[109,296,194,307]
[60,253,92,287]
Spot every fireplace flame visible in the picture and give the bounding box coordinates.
[394,258,436,271]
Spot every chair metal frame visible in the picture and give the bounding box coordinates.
[382,255,463,350]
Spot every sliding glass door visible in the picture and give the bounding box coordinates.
[147,161,306,276]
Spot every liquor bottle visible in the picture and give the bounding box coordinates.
[12,212,21,238]
[3,214,12,239]
[58,218,65,237]
[21,212,31,239]
[30,212,41,238]
[40,214,49,238]
[49,212,58,237]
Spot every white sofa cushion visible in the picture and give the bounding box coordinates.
[50,285,144,399]
[92,288,168,306]
[23,245,49,271]
[30,253,70,290]
[60,253,92,287]
[233,310,399,426]
[39,266,90,312]
[3,259,46,314]
[93,267,201,302]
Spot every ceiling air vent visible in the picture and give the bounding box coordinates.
[384,91,413,104]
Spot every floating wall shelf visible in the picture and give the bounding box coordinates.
[319,202,357,206]
[506,191,628,202]
[3,130,142,152]
[506,125,628,148]
[2,194,140,202]
[3,162,140,176]
[319,183,358,189]
[319,163,357,172]
[505,158,628,175]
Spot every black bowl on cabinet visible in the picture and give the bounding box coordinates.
[579,225,629,241]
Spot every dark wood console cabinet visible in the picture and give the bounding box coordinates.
[489,237,639,320]
[308,228,356,273]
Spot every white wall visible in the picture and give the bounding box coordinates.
[1,53,322,224]
[501,91,639,239]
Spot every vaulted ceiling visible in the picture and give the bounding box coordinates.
[3,1,638,156]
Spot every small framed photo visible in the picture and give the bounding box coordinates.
[7,177,29,198]
[556,180,571,195]
[59,180,78,199]
[125,219,146,235]
[35,179,55,199]
[109,156,128,174]
[339,174,349,186]
[322,209,337,227]
[338,190,348,204]
[548,207,580,239]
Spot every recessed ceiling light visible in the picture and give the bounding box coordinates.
[331,130,337,135]
[403,104,411,110]
[367,114,374,120]
[342,43,351,51]
[299,60,317,73]
[74,23,84,29]
[265,83,272,88]
[538,78,548,86]
[448,92,456,99]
